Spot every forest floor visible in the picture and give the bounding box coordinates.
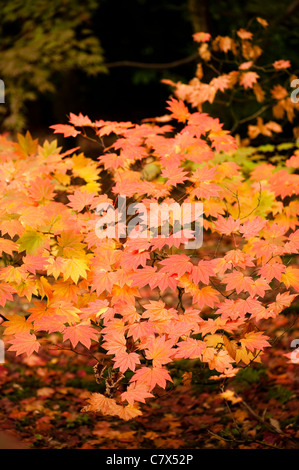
[0,315,298,450]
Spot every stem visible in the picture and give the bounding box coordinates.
[105,53,199,70]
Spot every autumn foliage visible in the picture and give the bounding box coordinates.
[162,19,299,142]
[0,85,298,421]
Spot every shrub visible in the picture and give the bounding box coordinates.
[0,99,298,420]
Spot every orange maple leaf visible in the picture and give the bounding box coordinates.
[28,177,56,203]
[159,254,192,278]
[281,266,299,291]
[145,335,175,367]
[273,60,291,70]
[130,366,173,391]
[190,260,215,285]
[239,217,267,238]
[8,332,40,357]
[0,283,16,307]
[223,271,252,294]
[82,393,122,416]
[174,338,206,359]
[121,384,154,405]
[214,215,240,236]
[268,291,298,315]
[239,72,259,89]
[113,352,140,373]
[193,32,211,43]
[50,124,80,138]
[0,238,18,256]
[68,112,93,127]
[67,190,96,212]
[63,323,99,349]
[258,263,286,282]
[161,166,189,187]
[192,286,219,309]
[241,332,270,352]
[2,314,32,335]
[166,98,190,123]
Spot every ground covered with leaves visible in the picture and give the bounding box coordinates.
[0,314,298,450]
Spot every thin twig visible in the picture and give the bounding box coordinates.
[49,344,100,363]
[207,430,280,448]
[240,182,262,220]
[236,394,293,439]
[104,53,199,70]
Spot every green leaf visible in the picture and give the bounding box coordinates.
[142,162,161,181]
[257,144,275,153]
[17,231,45,254]
[276,142,295,151]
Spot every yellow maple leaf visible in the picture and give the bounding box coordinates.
[2,314,32,335]
[62,257,89,284]
[204,334,224,348]
[235,346,260,365]
[51,300,81,324]
[220,389,242,404]
[281,266,299,291]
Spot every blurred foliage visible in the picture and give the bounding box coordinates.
[233,366,267,388]
[0,0,106,131]
[209,0,299,67]
[267,385,294,404]
[164,20,299,142]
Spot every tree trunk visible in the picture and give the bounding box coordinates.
[188,0,210,33]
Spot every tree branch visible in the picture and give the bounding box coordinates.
[104,53,199,70]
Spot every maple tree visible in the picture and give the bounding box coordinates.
[161,18,299,143]
[0,91,298,422]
